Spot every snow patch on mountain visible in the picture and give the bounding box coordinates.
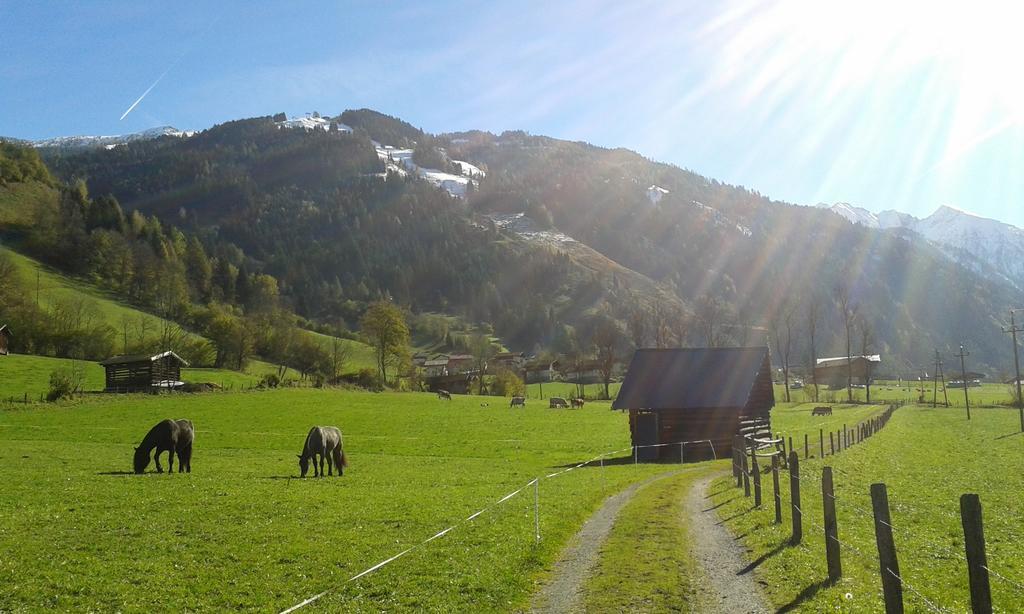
[486,212,576,245]
[32,126,193,149]
[373,143,476,198]
[646,185,669,205]
[276,114,352,133]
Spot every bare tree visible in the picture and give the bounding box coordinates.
[329,337,352,384]
[671,308,690,347]
[806,295,822,402]
[772,300,798,403]
[470,332,495,395]
[695,295,726,347]
[859,317,876,403]
[590,313,624,400]
[626,305,650,349]
[651,302,672,349]
[835,284,860,402]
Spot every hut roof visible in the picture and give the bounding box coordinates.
[0,324,10,336]
[99,350,189,367]
[612,347,771,411]
[815,355,881,368]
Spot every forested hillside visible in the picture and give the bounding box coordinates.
[24,109,1024,374]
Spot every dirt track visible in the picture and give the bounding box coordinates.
[684,473,771,613]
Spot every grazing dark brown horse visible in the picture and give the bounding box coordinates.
[571,398,585,409]
[299,426,348,477]
[437,389,452,400]
[134,419,194,474]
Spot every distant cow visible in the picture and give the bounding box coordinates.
[812,406,833,416]
[437,389,452,400]
[571,398,585,409]
[549,397,569,408]
[510,396,526,408]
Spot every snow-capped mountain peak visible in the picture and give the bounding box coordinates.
[823,201,1024,289]
[32,126,192,149]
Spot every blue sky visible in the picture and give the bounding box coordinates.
[3,0,1023,226]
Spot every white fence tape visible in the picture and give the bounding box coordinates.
[280,437,721,612]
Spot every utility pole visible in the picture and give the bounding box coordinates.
[1003,309,1024,431]
[932,350,949,408]
[955,344,971,420]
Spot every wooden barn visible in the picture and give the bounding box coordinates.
[0,324,10,356]
[99,351,188,393]
[814,355,881,388]
[612,347,775,461]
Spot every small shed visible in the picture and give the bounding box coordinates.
[612,347,775,461]
[0,324,11,356]
[99,351,189,393]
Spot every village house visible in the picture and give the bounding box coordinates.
[0,324,10,356]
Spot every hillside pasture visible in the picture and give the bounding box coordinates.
[711,405,1024,612]
[0,353,284,400]
[0,389,666,612]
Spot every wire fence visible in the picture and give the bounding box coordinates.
[730,401,1024,613]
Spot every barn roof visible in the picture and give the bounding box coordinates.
[0,324,10,336]
[99,350,189,367]
[816,355,881,368]
[612,347,772,411]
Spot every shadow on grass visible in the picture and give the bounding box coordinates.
[96,470,135,476]
[702,495,739,512]
[995,431,1023,441]
[777,578,832,613]
[716,506,756,525]
[738,541,789,575]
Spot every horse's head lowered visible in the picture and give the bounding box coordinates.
[133,446,150,474]
[298,454,310,477]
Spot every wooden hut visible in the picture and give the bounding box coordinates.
[99,351,188,393]
[0,325,10,356]
[612,347,775,461]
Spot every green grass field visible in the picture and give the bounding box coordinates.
[711,404,1024,612]
[0,353,285,400]
[775,381,1016,408]
[582,466,718,611]
[0,389,669,611]
[524,381,621,401]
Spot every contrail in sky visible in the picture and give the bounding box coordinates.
[119,61,179,120]
[118,14,222,121]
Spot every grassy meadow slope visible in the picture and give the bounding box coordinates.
[0,353,284,399]
[711,405,1024,612]
[0,389,670,612]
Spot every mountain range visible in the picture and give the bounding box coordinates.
[6,110,1022,375]
[824,202,1024,291]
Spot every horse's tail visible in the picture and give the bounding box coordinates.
[339,449,349,468]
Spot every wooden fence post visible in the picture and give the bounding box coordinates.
[742,445,751,497]
[788,436,793,461]
[753,454,762,508]
[819,429,824,458]
[843,424,848,449]
[789,451,801,545]
[734,436,743,488]
[733,435,741,482]
[772,454,782,524]
[830,431,835,455]
[871,483,903,614]
[822,466,842,583]
[804,433,809,459]
[960,494,993,614]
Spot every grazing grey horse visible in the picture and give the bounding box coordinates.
[510,396,526,408]
[437,389,452,400]
[299,426,348,477]
[134,418,194,474]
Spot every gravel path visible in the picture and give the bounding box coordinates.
[685,473,771,613]
[528,471,679,614]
